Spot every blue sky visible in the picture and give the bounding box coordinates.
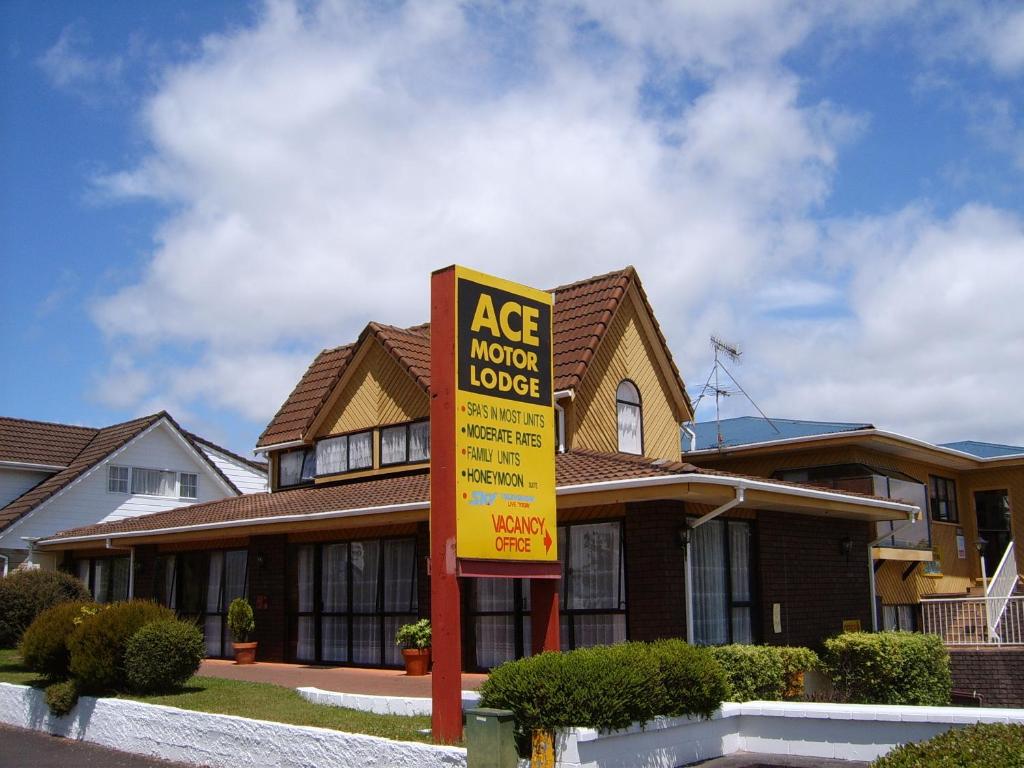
[2,1,1023,456]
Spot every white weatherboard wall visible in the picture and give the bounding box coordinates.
[557,701,1024,767]
[200,445,268,493]
[0,683,466,768]
[0,467,53,508]
[0,421,232,551]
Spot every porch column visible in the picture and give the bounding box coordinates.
[531,579,560,652]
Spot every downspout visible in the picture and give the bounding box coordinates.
[681,424,697,453]
[685,487,746,643]
[867,510,921,632]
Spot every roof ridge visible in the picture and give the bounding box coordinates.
[0,415,100,433]
[548,266,632,294]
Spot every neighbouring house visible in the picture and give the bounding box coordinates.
[0,413,268,586]
[683,416,1023,638]
[35,268,917,667]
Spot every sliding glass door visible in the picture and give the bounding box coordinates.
[173,549,248,657]
[690,518,755,645]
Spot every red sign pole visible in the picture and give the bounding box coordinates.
[430,266,463,744]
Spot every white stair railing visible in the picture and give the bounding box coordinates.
[921,595,1024,645]
[987,541,1018,641]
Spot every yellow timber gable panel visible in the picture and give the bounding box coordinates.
[570,287,685,461]
[315,339,428,439]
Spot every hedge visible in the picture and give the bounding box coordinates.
[44,679,79,717]
[68,601,175,693]
[0,569,90,647]
[871,723,1024,768]
[710,644,818,701]
[479,641,726,751]
[124,619,205,693]
[822,631,951,706]
[19,600,98,680]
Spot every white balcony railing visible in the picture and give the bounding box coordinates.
[921,595,1024,645]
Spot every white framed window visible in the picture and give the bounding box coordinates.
[179,472,198,499]
[108,465,129,494]
[616,380,642,454]
[131,467,177,497]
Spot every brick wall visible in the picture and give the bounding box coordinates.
[416,522,431,620]
[757,511,872,648]
[624,500,687,641]
[949,647,1024,708]
[249,535,288,662]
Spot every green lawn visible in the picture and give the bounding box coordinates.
[0,648,436,744]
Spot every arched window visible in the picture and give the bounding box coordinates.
[616,380,642,454]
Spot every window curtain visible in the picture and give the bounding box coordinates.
[296,545,315,661]
[76,560,91,593]
[348,433,373,470]
[691,520,727,646]
[155,555,177,609]
[94,559,109,604]
[205,552,225,656]
[350,541,381,664]
[409,422,430,462]
[300,448,317,482]
[566,523,625,648]
[381,426,407,465]
[224,550,247,605]
[279,452,304,486]
[729,523,752,644]
[617,402,641,454]
[110,557,130,602]
[473,579,516,669]
[131,468,177,496]
[316,437,347,476]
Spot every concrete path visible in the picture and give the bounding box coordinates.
[0,724,202,767]
[198,659,487,696]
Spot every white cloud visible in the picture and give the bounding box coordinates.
[38,23,123,95]
[86,1,1024,446]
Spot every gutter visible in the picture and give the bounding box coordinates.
[0,460,66,472]
[254,439,306,456]
[37,500,432,547]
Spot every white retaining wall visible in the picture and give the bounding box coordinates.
[298,686,481,716]
[557,700,1024,768]
[0,683,466,768]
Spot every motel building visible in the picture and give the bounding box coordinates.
[34,267,919,670]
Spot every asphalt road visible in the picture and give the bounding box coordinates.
[0,724,203,768]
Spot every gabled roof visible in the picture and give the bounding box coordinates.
[257,267,690,448]
[0,417,99,467]
[937,440,1024,459]
[688,416,874,452]
[185,431,269,473]
[40,448,915,545]
[0,412,243,534]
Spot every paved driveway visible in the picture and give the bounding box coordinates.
[0,724,203,768]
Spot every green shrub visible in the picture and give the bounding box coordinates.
[395,619,432,649]
[227,598,254,643]
[871,723,1024,768]
[19,600,97,679]
[44,679,79,717]
[124,620,205,694]
[710,645,819,702]
[480,640,728,752]
[776,646,820,697]
[822,631,951,706]
[68,600,175,693]
[647,639,728,719]
[0,569,90,647]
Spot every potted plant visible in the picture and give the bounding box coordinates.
[395,618,431,676]
[227,597,257,664]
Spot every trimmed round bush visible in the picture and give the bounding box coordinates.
[711,645,786,701]
[68,600,175,693]
[0,569,90,647]
[44,679,79,717]
[648,639,728,718]
[124,619,205,693]
[19,600,98,679]
[871,722,1024,768]
[823,631,951,706]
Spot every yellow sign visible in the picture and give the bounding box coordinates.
[454,266,556,561]
[842,619,862,633]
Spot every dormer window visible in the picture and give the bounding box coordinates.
[313,430,374,478]
[380,421,430,466]
[616,380,642,455]
[280,447,316,487]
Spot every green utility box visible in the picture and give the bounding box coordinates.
[465,707,518,768]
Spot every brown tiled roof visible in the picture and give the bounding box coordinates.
[37,450,769,543]
[185,431,269,473]
[257,268,684,447]
[256,344,356,448]
[0,413,163,532]
[0,417,98,467]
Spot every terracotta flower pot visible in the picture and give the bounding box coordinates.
[233,641,258,665]
[402,647,431,676]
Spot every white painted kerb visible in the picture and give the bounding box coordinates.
[298,686,481,716]
[0,683,466,768]
[557,701,1024,767]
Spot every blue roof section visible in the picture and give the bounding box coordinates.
[937,440,1024,459]
[688,416,873,452]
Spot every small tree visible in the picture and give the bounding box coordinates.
[227,598,255,643]
[395,618,431,649]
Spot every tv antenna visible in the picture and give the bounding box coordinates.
[688,336,779,450]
